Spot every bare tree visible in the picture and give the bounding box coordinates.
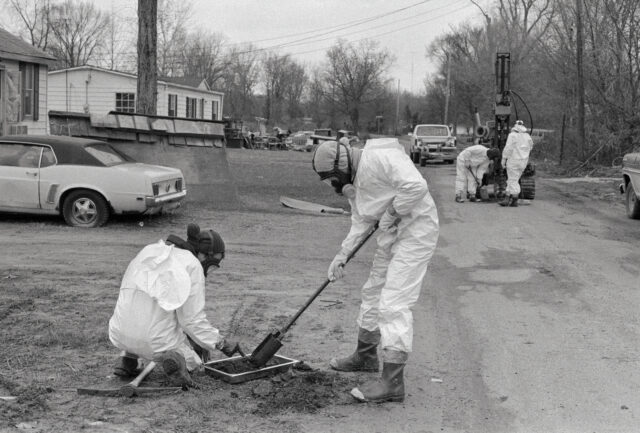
[284,61,307,120]
[222,45,261,118]
[180,30,230,87]
[323,39,394,133]
[262,53,290,124]
[137,0,157,115]
[48,0,110,68]
[157,0,192,77]
[4,0,52,49]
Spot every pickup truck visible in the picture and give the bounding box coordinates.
[408,124,457,166]
[619,152,640,219]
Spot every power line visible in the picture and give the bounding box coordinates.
[235,0,462,55]
[227,0,431,46]
[274,2,472,57]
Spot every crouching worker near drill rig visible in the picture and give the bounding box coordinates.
[455,145,501,203]
[108,223,244,388]
[499,120,534,207]
[312,138,439,403]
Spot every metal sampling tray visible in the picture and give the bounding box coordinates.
[204,354,299,384]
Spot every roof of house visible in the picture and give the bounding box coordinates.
[49,65,223,96]
[160,76,210,90]
[0,27,56,65]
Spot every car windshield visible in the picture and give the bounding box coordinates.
[416,126,449,136]
[85,143,127,166]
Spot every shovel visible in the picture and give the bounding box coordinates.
[249,223,379,368]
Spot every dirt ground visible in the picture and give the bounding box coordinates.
[1,145,638,432]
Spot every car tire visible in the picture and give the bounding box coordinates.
[626,182,640,219]
[519,177,536,200]
[420,158,427,167]
[447,159,455,164]
[62,190,110,228]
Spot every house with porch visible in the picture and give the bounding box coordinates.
[47,66,224,120]
[0,27,56,136]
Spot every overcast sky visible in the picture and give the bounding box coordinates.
[2,0,487,92]
[193,0,484,92]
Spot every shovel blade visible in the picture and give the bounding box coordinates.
[249,330,283,368]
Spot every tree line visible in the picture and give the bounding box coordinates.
[423,0,640,166]
[3,0,638,164]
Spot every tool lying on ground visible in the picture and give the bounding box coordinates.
[248,223,379,368]
[280,195,350,215]
[467,166,490,201]
[77,361,182,397]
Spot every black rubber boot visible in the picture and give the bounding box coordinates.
[155,351,195,389]
[498,195,511,207]
[329,328,380,372]
[351,362,405,403]
[509,196,519,207]
[113,355,140,378]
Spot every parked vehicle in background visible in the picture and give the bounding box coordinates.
[310,128,335,147]
[408,124,457,166]
[291,131,314,152]
[0,135,187,227]
[619,152,640,219]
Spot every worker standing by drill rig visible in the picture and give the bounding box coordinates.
[475,53,536,203]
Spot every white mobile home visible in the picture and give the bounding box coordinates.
[48,66,224,120]
[0,27,56,135]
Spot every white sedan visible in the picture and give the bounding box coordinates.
[0,135,187,227]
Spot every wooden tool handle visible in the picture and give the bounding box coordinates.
[128,360,156,388]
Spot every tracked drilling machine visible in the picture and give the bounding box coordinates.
[474,52,536,200]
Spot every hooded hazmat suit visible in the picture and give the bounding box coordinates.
[502,123,533,197]
[455,144,492,198]
[330,138,439,359]
[108,240,223,371]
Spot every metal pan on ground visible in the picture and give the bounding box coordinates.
[204,354,299,384]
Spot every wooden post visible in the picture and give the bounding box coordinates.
[137,0,157,115]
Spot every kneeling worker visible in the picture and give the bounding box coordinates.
[108,223,243,388]
[455,144,501,203]
[312,138,439,403]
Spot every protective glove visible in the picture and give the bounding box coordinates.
[501,158,507,168]
[328,250,348,281]
[379,207,400,232]
[217,339,244,357]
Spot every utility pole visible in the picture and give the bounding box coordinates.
[137,0,157,115]
[395,79,400,135]
[444,52,451,125]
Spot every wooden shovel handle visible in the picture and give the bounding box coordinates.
[128,360,156,388]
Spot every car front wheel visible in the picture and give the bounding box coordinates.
[62,190,110,228]
[626,182,640,219]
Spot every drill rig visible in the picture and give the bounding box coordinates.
[475,52,535,200]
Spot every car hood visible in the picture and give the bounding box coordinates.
[113,163,183,180]
[623,153,640,170]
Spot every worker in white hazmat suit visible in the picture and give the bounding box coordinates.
[108,223,244,388]
[500,120,534,207]
[312,138,439,403]
[455,145,501,202]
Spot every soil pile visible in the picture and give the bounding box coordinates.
[253,370,355,415]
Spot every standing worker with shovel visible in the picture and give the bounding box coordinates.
[455,145,501,202]
[311,137,439,403]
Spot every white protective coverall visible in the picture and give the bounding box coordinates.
[502,124,533,196]
[455,144,491,196]
[108,241,222,371]
[336,138,439,356]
